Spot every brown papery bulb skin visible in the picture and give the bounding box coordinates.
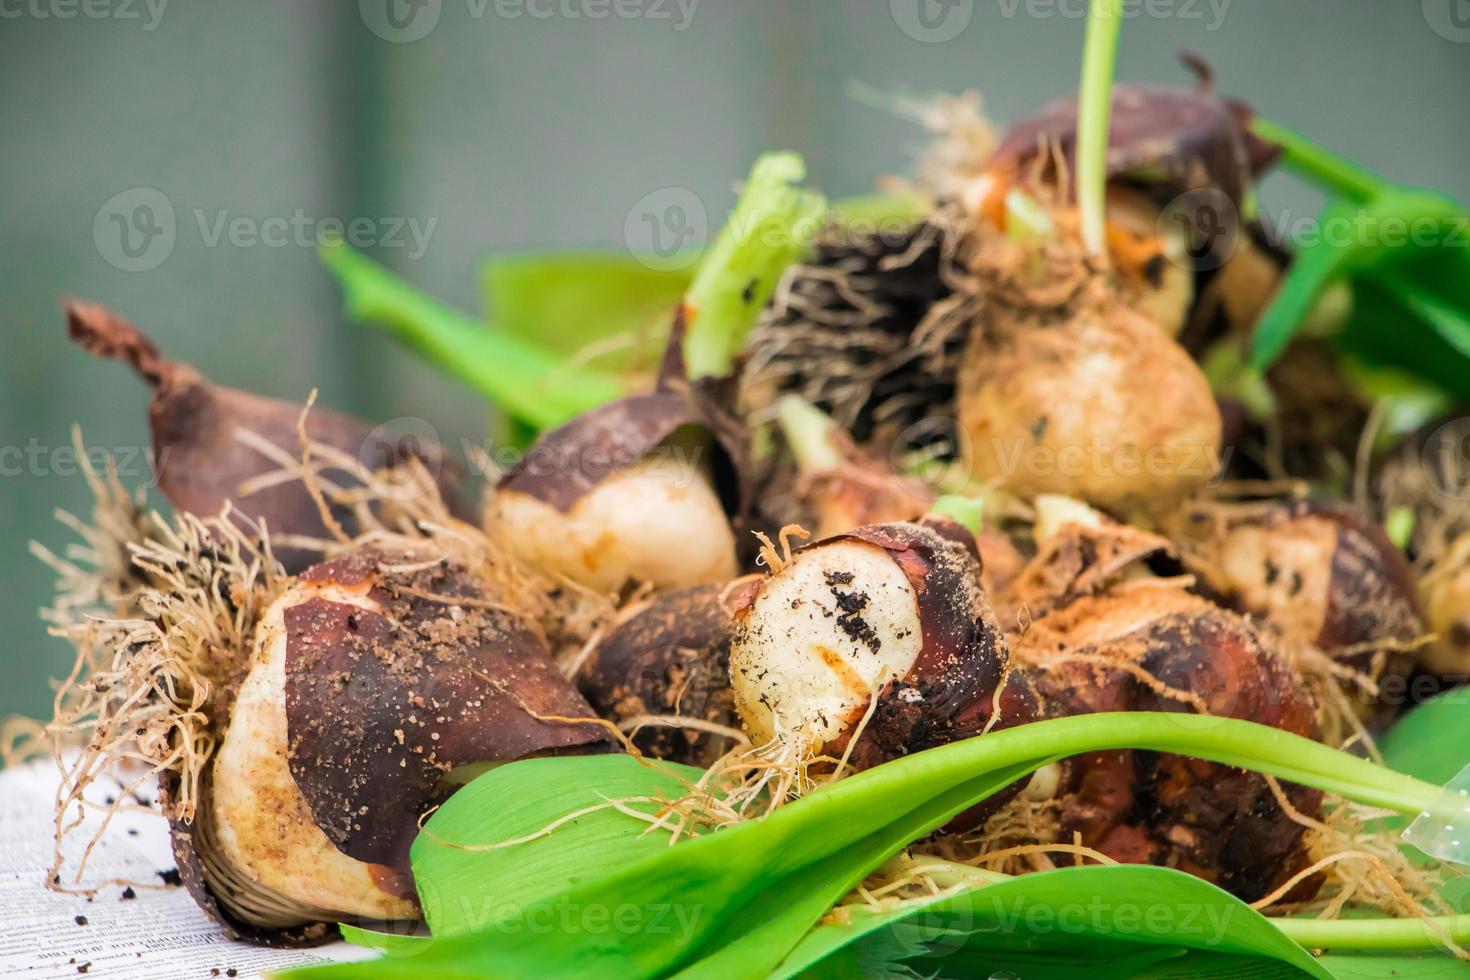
[496,393,738,594]
[200,549,604,939]
[957,303,1222,518]
[577,584,739,767]
[994,510,1183,638]
[728,518,1037,817]
[1020,590,1324,904]
[1207,501,1423,721]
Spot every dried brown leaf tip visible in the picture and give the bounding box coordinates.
[65,300,452,572]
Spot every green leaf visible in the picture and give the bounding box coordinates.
[338,924,431,956]
[675,761,1043,980]
[1336,280,1470,402]
[1380,687,1470,786]
[409,754,706,937]
[1251,189,1469,372]
[319,241,628,429]
[281,714,1460,980]
[1249,198,1376,371]
[1244,117,1470,382]
[1249,117,1386,204]
[1372,266,1470,363]
[482,253,691,374]
[1314,952,1470,979]
[775,865,1332,980]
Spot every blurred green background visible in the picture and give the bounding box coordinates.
[3,1,1468,720]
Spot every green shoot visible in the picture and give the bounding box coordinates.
[319,241,626,430]
[776,394,842,476]
[1075,0,1124,256]
[1385,506,1416,551]
[682,152,826,379]
[1004,187,1054,244]
[929,495,985,536]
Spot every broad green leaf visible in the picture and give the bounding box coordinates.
[1315,952,1470,979]
[1381,687,1470,786]
[338,924,430,956]
[482,253,691,374]
[675,761,1044,980]
[409,754,705,937]
[1337,280,1470,402]
[775,865,1331,980]
[1372,266,1470,362]
[282,714,1458,980]
[1246,113,1470,385]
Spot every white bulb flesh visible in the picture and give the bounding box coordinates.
[210,578,419,923]
[499,457,737,593]
[729,540,923,750]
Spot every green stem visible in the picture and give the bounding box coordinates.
[776,394,842,475]
[1249,117,1386,204]
[682,152,825,379]
[1274,913,1470,951]
[319,242,626,430]
[1076,0,1124,256]
[820,714,1452,840]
